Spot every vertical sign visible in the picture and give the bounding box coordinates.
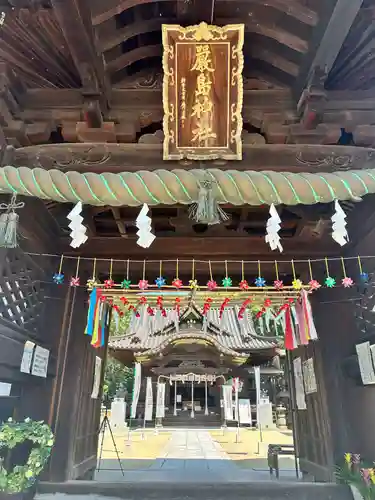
[162,22,244,160]
[356,342,375,385]
[156,382,166,418]
[144,377,153,421]
[91,356,102,399]
[31,346,49,378]
[254,365,261,424]
[293,357,307,410]
[302,358,317,394]
[222,384,233,421]
[20,341,35,374]
[130,362,142,418]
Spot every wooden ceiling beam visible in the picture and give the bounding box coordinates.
[51,0,109,110]
[91,0,317,27]
[111,207,128,238]
[294,0,363,101]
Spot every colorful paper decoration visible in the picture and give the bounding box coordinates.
[189,279,198,290]
[174,297,181,317]
[207,280,218,291]
[239,279,249,290]
[70,277,80,287]
[53,273,64,285]
[202,298,213,315]
[308,279,321,290]
[238,298,252,320]
[222,277,232,288]
[342,277,354,288]
[172,278,183,289]
[86,278,99,290]
[219,298,230,319]
[138,279,148,290]
[104,279,114,289]
[255,277,266,287]
[155,276,166,288]
[360,272,369,283]
[292,279,303,290]
[121,279,132,289]
[325,276,336,288]
[274,280,284,290]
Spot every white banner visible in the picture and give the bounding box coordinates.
[156,382,165,418]
[130,362,141,418]
[293,357,307,410]
[254,365,261,423]
[144,377,153,421]
[239,399,252,424]
[222,384,233,421]
[91,356,102,399]
[357,342,375,385]
[302,358,317,394]
[234,378,239,421]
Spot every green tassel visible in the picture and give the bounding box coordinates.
[3,212,19,248]
[189,179,229,225]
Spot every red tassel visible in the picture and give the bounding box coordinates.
[219,298,230,319]
[284,306,295,350]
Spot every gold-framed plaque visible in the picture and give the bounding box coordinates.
[162,22,244,161]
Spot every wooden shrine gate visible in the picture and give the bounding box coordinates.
[0,199,107,481]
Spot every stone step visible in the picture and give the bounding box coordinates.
[37,481,352,500]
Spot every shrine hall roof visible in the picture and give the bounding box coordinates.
[109,306,276,353]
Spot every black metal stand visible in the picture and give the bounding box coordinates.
[97,408,125,476]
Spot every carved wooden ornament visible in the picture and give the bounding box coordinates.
[162,22,244,161]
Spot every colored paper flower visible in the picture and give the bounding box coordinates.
[207,280,218,291]
[189,279,198,290]
[104,279,114,289]
[292,279,303,290]
[138,279,148,290]
[155,276,166,288]
[239,279,249,290]
[325,276,336,288]
[308,279,321,290]
[121,279,132,289]
[255,277,266,287]
[344,453,352,466]
[360,272,369,284]
[172,278,183,289]
[53,273,64,285]
[70,277,80,287]
[222,277,232,288]
[273,280,284,290]
[86,278,99,290]
[342,277,354,288]
[264,298,272,308]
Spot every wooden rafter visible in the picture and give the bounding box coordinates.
[294,0,364,99]
[91,0,318,27]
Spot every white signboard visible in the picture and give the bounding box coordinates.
[293,357,307,410]
[156,382,165,418]
[356,342,375,385]
[177,394,182,403]
[144,377,153,421]
[303,358,317,394]
[31,346,49,378]
[130,362,142,418]
[239,399,252,424]
[20,341,35,374]
[222,384,233,421]
[0,382,11,396]
[91,356,102,399]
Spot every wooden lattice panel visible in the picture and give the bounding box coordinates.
[0,250,44,332]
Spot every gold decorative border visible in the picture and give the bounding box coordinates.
[162,22,244,161]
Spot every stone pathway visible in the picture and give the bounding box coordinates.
[95,428,292,482]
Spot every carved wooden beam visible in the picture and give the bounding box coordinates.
[51,0,109,117]
[91,0,317,27]
[294,0,363,101]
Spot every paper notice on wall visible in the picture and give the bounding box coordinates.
[91,356,102,399]
[155,382,165,418]
[239,399,252,424]
[20,341,35,374]
[302,358,317,394]
[293,357,307,410]
[144,377,153,421]
[222,384,233,421]
[356,342,375,385]
[31,346,49,378]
